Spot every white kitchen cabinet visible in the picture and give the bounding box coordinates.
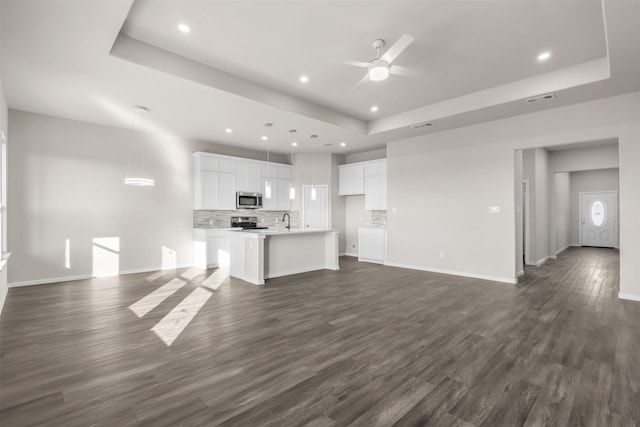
[338,163,365,195]
[365,174,387,210]
[194,229,230,268]
[261,164,277,178]
[261,177,277,210]
[194,153,237,210]
[194,152,292,211]
[261,164,292,210]
[364,159,387,210]
[195,170,236,210]
[277,165,292,180]
[276,178,292,210]
[236,161,261,193]
[358,226,386,264]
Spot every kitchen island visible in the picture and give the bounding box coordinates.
[228,229,339,285]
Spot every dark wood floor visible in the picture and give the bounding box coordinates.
[1,247,638,426]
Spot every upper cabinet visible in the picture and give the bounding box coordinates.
[194,152,292,211]
[339,159,387,210]
[338,163,365,195]
[194,153,236,210]
[237,161,261,193]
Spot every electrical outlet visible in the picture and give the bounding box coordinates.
[440,252,445,259]
[209,219,213,225]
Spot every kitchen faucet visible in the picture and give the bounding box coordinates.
[282,213,291,230]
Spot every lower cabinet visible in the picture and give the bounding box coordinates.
[358,226,386,264]
[194,229,230,269]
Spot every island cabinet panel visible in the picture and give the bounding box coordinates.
[193,229,231,269]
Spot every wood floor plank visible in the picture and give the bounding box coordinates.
[1,247,638,426]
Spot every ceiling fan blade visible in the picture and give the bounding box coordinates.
[390,65,422,77]
[380,34,414,64]
[329,58,369,68]
[353,73,369,89]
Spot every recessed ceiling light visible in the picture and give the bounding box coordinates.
[537,51,551,62]
[291,142,298,146]
[261,136,268,141]
[370,106,379,112]
[340,142,346,147]
[299,75,309,83]
[225,128,232,133]
[177,23,190,33]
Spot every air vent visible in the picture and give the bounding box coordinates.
[525,93,555,104]
[411,122,433,129]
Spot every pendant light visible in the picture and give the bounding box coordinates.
[289,129,296,200]
[263,123,273,199]
[125,105,155,186]
[310,134,317,201]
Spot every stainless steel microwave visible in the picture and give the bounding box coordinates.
[236,192,263,209]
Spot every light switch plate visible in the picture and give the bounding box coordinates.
[489,206,500,213]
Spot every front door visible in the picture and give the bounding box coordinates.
[580,191,617,248]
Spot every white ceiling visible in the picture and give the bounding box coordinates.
[1,0,639,155]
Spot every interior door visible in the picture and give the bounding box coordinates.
[580,191,616,248]
[303,185,328,229]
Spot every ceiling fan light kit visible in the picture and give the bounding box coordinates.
[331,34,415,86]
[368,59,390,81]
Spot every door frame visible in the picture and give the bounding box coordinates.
[579,190,618,247]
[302,184,329,230]
[522,179,530,265]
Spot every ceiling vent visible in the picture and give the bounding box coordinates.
[525,93,555,104]
[411,122,433,129]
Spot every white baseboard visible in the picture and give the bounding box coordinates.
[342,252,358,257]
[526,256,549,268]
[517,269,525,277]
[10,274,93,287]
[618,292,640,302]
[265,265,335,279]
[384,261,516,284]
[556,245,570,256]
[9,264,194,288]
[570,243,581,247]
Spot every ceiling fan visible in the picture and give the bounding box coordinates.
[330,34,417,87]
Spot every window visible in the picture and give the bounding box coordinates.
[591,200,605,227]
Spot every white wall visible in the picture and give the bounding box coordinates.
[7,110,292,286]
[554,172,571,254]
[8,110,194,285]
[514,150,523,274]
[0,0,9,311]
[386,92,640,299]
[569,168,619,246]
[533,148,550,264]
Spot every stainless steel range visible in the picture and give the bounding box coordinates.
[231,216,268,230]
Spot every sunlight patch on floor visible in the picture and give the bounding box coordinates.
[200,267,229,291]
[180,267,204,281]
[129,278,187,318]
[151,287,213,346]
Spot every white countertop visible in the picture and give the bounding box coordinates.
[233,228,338,236]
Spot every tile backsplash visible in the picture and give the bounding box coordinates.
[194,210,300,230]
[371,210,387,226]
